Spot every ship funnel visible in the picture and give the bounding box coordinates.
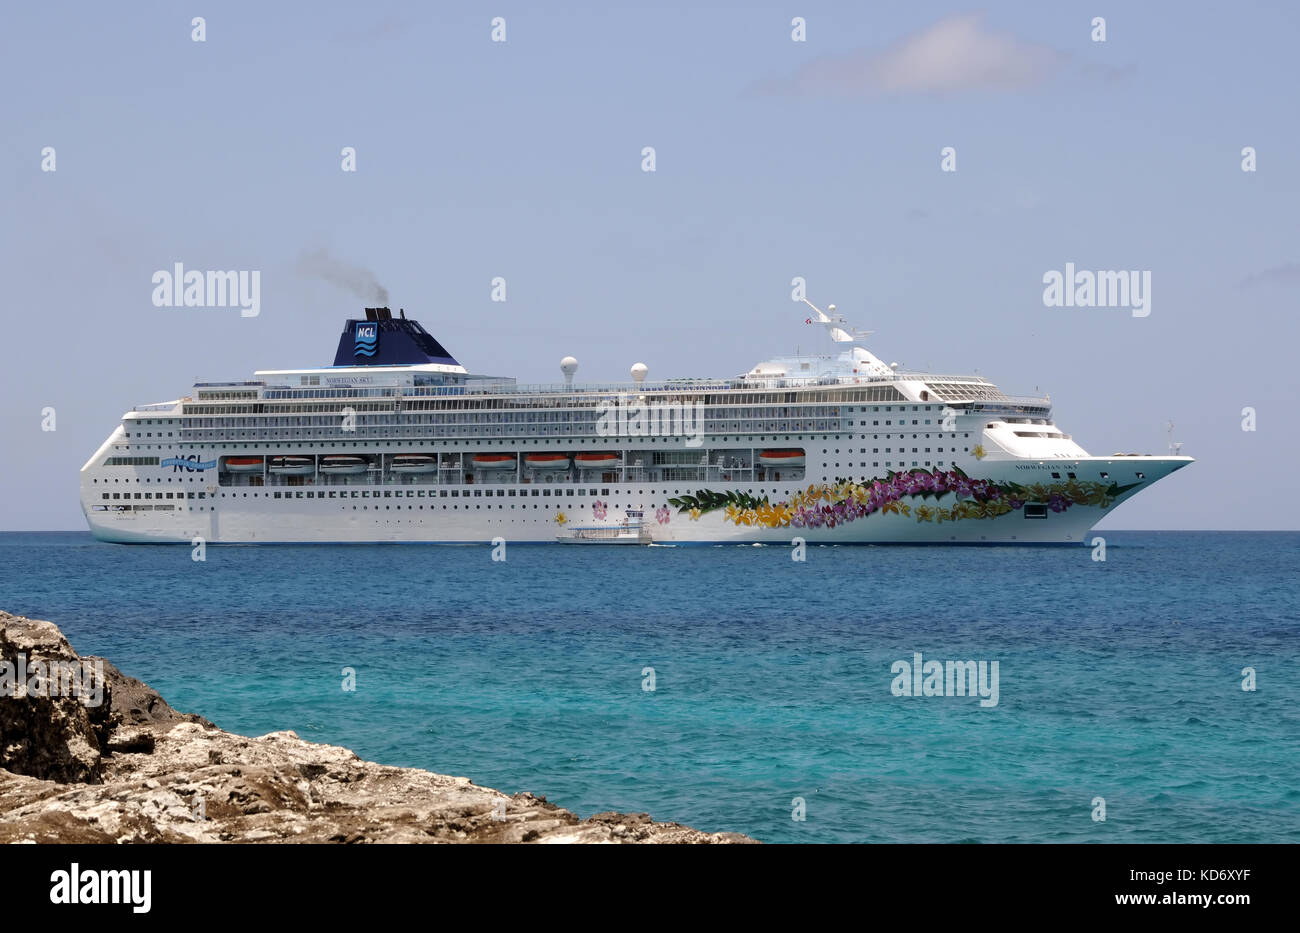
[334,312,459,367]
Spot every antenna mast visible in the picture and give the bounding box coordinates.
[798,297,872,344]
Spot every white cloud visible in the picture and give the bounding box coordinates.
[760,13,1064,96]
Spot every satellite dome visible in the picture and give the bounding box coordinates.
[630,362,648,383]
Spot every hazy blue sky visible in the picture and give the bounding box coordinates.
[2,1,1297,530]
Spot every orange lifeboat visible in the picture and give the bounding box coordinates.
[471,453,517,471]
[525,453,570,470]
[575,452,621,469]
[223,456,264,473]
[758,449,805,468]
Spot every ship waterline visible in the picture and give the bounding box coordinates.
[81,305,1191,544]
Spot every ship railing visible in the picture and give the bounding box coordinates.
[239,373,1028,402]
[919,392,1051,407]
[562,524,653,540]
[175,421,847,442]
[399,373,1009,398]
[409,380,741,398]
[894,373,997,384]
[968,396,1053,409]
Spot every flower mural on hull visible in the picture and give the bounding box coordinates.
[669,466,1140,529]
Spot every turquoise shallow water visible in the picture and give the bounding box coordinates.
[1,531,1296,843]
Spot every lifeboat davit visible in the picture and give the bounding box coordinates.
[525,453,570,470]
[393,454,439,473]
[320,455,368,475]
[575,452,621,469]
[758,449,805,468]
[470,453,516,471]
[223,456,264,473]
[268,456,314,475]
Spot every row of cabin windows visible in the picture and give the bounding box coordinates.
[103,492,207,500]
[101,496,1068,517]
[114,432,891,449]
[104,484,822,503]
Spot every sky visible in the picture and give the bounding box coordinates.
[1,1,1297,530]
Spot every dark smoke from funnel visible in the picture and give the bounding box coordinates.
[296,248,389,305]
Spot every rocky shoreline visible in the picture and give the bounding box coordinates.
[0,611,754,843]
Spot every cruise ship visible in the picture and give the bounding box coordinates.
[81,303,1191,544]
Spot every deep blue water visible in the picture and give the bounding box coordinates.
[1,531,1296,843]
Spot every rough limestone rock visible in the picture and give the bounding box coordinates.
[0,612,112,783]
[84,656,213,731]
[0,611,755,844]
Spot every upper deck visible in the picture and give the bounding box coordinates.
[123,306,1053,441]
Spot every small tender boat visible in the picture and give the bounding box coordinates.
[575,452,621,469]
[469,453,515,471]
[525,453,570,470]
[268,456,314,475]
[320,455,368,475]
[557,512,652,545]
[758,449,806,468]
[223,456,264,473]
[393,454,439,473]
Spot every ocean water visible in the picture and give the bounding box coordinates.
[1,531,1296,843]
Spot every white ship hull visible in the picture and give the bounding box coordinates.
[80,304,1192,545]
[81,451,1189,545]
